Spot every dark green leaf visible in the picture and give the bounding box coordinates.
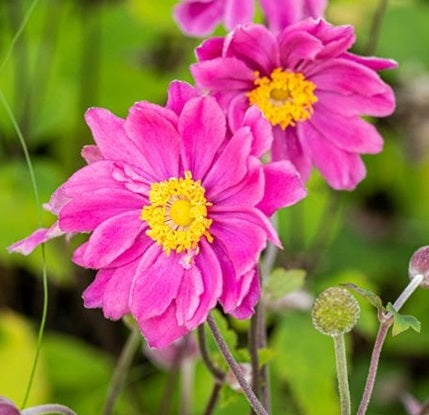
[386,303,422,336]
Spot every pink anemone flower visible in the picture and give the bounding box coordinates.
[191,19,397,190]
[173,0,327,37]
[9,82,306,348]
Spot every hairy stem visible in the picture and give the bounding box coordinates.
[206,315,269,415]
[357,320,391,415]
[203,381,223,415]
[333,335,351,415]
[197,325,225,381]
[102,327,141,415]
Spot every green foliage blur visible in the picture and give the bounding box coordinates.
[0,0,428,414]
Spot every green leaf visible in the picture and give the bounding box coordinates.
[386,303,422,337]
[342,283,385,313]
[257,348,276,366]
[265,268,306,300]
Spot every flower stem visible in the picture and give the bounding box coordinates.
[102,326,141,415]
[21,404,77,415]
[333,335,351,415]
[203,381,223,415]
[392,274,424,312]
[206,314,269,415]
[197,325,225,381]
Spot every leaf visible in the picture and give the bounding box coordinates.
[386,303,422,337]
[342,283,385,313]
[265,268,306,301]
[257,348,276,366]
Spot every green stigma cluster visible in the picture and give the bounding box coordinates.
[312,287,360,337]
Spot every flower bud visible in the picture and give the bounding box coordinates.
[312,287,360,337]
[0,397,20,415]
[409,246,429,288]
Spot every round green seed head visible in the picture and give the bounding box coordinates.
[312,287,360,337]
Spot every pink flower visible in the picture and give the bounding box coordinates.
[9,82,306,348]
[173,0,326,37]
[191,20,397,190]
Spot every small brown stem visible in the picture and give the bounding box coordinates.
[203,381,223,415]
[206,315,269,415]
[197,325,225,381]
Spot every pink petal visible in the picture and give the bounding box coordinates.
[310,105,384,154]
[230,269,261,319]
[125,104,182,181]
[316,88,395,117]
[257,161,307,217]
[178,96,226,179]
[102,258,141,320]
[130,248,184,320]
[224,24,279,74]
[173,0,224,37]
[279,29,323,69]
[59,189,144,232]
[228,93,251,133]
[137,304,188,349]
[81,145,103,164]
[216,157,264,207]
[210,209,268,275]
[302,121,367,190]
[166,81,199,115]
[85,108,145,168]
[241,106,273,157]
[341,52,398,71]
[83,269,114,309]
[191,57,255,92]
[195,36,225,61]
[224,0,254,30]
[184,240,223,328]
[309,58,387,95]
[72,210,144,268]
[204,126,252,198]
[175,266,204,326]
[8,222,64,255]
[272,127,313,183]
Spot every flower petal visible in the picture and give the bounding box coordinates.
[130,248,184,320]
[229,268,261,319]
[302,121,367,190]
[224,0,254,30]
[178,96,226,179]
[72,210,144,268]
[166,81,199,115]
[241,106,273,157]
[173,0,223,37]
[257,161,307,217]
[224,24,279,74]
[195,36,225,61]
[124,104,181,181]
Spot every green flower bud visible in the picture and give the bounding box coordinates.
[312,287,360,337]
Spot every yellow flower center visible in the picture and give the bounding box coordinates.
[141,171,213,255]
[247,68,318,130]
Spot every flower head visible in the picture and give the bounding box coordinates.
[409,245,429,288]
[9,82,306,348]
[173,0,326,37]
[0,397,20,415]
[192,19,397,190]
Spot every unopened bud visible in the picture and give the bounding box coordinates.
[0,397,20,415]
[409,246,429,288]
[312,287,360,337]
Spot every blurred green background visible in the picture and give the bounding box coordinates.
[0,0,428,414]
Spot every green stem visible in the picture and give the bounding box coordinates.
[0,87,48,409]
[333,335,351,415]
[365,0,389,56]
[102,327,141,415]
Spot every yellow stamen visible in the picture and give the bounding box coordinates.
[247,68,318,130]
[141,171,213,255]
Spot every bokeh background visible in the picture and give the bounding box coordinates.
[1,0,429,414]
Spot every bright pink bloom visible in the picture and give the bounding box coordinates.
[173,0,326,37]
[191,20,397,190]
[9,82,305,348]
